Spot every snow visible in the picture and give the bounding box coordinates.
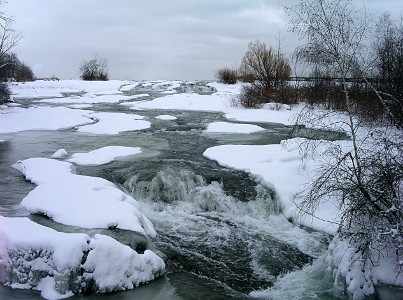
[203,139,342,234]
[67,146,141,166]
[38,93,132,104]
[13,158,156,238]
[0,216,89,270]
[76,112,151,134]
[119,82,140,92]
[83,234,165,293]
[205,121,265,134]
[0,106,94,134]
[129,87,302,125]
[51,149,68,159]
[10,80,127,99]
[0,216,164,299]
[155,114,177,120]
[131,93,229,112]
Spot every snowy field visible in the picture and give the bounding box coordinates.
[0,79,401,299]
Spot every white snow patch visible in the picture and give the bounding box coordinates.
[51,149,68,159]
[155,115,177,120]
[0,106,94,134]
[203,139,343,234]
[68,146,141,166]
[10,80,127,99]
[38,93,131,104]
[13,158,156,238]
[0,216,164,298]
[83,234,165,293]
[205,121,265,134]
[76,112,151,134]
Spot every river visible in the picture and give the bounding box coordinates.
[0,82,349,299]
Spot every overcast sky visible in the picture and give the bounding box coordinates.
[6,0,403,80]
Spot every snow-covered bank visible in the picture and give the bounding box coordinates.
[68,146,142,166]
[129,82,304,126]
[0,216,165,299]
[203,139,341,235]
[13,158,156,238]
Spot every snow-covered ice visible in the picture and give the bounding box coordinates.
[204,121,265,134]
[10,80,127,99]
[51,149,68,159]
[38,93,132,104]
[68,146,142,165]
[0,106,94,134]
[155,114,177,120]
[76,112,151,134]
[13,158,156,238]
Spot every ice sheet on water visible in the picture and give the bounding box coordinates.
[204,121,265,134]
[12,157,156,238]
[67,146,141,166]
[0,216,165,299]
[0,106,94,134]
[76,112,151,134]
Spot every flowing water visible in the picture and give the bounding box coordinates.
[0,84,349,299]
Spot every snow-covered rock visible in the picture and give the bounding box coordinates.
[0,216,165,299]
[83,234,165,293]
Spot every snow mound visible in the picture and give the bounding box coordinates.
[77,112,151,134]
[13,158,156,238]
[0,216,164,299]
[68,146,141,166]
[51,149,68,159]
[83,234,165,293]
[205,121,265,134]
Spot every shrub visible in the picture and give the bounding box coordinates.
[79,57,109,81]
[215,67,237,84]
[0,81,11,104]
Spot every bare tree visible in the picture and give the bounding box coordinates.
[239,40,291,89]
[79,57,109,81]
[286,0,402,298]
[0,1,22,103]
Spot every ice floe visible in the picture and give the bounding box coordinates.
[68,146,141,166]
[0,106,94,134]
[204,121,265,134]
[12,158,156,238]
[77,112,151,134]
